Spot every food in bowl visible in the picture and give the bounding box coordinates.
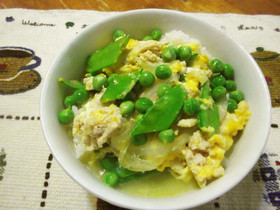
[57,28,251,197]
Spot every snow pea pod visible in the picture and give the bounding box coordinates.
[100,70,141,103]
[87,35,130,74]
[130,85,186,136]
[99,156,136,178]
[58,78,85,90]
[198,81,219,136]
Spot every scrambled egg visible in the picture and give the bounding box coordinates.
[73,91,123,158]
[181,101,251,187]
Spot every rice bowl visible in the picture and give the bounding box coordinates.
[40,9,271,209]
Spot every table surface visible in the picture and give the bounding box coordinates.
[1,0,280,14]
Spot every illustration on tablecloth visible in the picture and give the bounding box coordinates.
[0,46,41,94]
[252,153,280,208]
[0,148,7,181]
[251,48,280,107]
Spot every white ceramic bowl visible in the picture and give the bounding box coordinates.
[41,9,271,209]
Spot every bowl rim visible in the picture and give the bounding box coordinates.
[40,8,271,210]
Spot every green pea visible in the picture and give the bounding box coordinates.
[120,101,135,116]
[104,172,119,186]
[183,98,200,116]
[135,97,153,113]
[73,89,88,104]
[136,114,144,122]
[210,75,226,88]
[108,74,118,83]
[64,95,76,107]
[151,29,162,41]
[143,36,153,41]
[223,64,234,79]
[225,80,236,91]
[155,65,172,79]
[209,59,224,73]
[58,108,74,124]
[139,71,155,87]
[157,84,172,98]
[178,45,192,61]
[113,29,125,40]
[93,75,108,91]
[227,99,238,113]
[167,45,178,55]
[162,46,177,62]
[212,86,227,101]
[229,90,244,103]
[159,129,175,144]
[131,134,147,146]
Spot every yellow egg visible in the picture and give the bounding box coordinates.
[126,39,139,50]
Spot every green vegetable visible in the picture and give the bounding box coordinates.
[210,75,226,88]
[136,114,144,122]
[159,129,175,144]
[92,74,108,91]
[100,156,156,186]
[124,91,137,101]
[183,98,200,116]
[118,170,156,183]
[229,90,244,103]
[162,46,177,62]
[223,64,234,79]
[179,74,185,82]
[157,84,172,98]
[104,172,119,186]
[227,99,238,113]
[209,59,224,73]
[131,134,148,146]
[151,29,162,41]
[190,52,199,60]
[155,64,172,79]
[99,157,136,178]
[198,82,219,136]
[58,108,74,124]
[72,89,88,104]
[99,157,118,171]
[100,70,141,103]
[132,82,142,93]
[212,86,227,101]
[87,35,130,74]
[130,85,186,136]
[58,78,85,90]
[64,95,76,107]
[135,97,153,114]
[108,73,118,83]
[178,45,192,61]
[113,29,125,40]
[120,101,135,116]
[139,71,155,87]
[225,80,236,91]
[143,36,153,41]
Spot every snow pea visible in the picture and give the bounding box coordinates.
[130,85,186,136]
[58,78,85,90]
[100,70,141,103]
[198,82,219,136]
[87,35,130,74]
[99,156,138,178]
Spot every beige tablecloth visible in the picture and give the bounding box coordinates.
[0,9,280,209]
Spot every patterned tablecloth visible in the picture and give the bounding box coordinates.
[0,9,279,210]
